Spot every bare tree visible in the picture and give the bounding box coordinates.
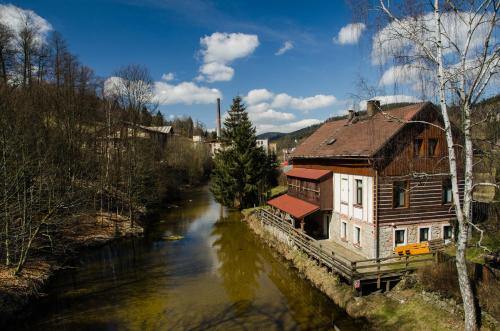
[373,1,499,330]
[110,64,154,114]
[0,23,14,84]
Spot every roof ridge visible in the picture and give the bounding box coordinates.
[292,102,432,159]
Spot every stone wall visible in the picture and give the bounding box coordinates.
[379,220,452,257]
[328,212,376,259]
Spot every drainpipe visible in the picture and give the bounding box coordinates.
[375,169,379,259]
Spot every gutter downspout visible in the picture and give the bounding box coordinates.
[375,169,379,259]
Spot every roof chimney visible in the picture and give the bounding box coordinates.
[216,98,221,139]
[347,109,355,122]
[367,99,381,117]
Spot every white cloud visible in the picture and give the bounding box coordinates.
[275,41,293,55]
[153,81,221,105]
[197,32,259,82]
[378,64,423,86]
[249,109,295,123]
[244,88,274,105]
[359,95,422,110]
[161,72,175,81]
[372,11,498,95]
[200,32,259,63]
[271,93,337,112]
[242,88,336,132]
[372,11,495,66]
[244,88,337,113]
[256,119,322,134]
[198,62,234,82]
[0,4,52,46]
[334,23,366,45]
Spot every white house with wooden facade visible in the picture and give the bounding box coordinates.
[267,101,463,258]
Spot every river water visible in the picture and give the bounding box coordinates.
[13,187,366,330]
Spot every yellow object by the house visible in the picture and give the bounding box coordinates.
[394,242,430,256]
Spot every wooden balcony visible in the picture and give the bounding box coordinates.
[287,186,320,205]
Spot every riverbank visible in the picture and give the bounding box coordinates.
[245,211,499,330]
[0,212,143,324]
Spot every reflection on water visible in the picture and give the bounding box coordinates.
[12,187,367,330]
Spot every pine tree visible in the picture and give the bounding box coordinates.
[210,96,274,208]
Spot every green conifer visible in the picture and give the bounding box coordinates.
[210,96,275,208]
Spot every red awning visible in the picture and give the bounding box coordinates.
[285,167,331,180]
[267,194,320,219]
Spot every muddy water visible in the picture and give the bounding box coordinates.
[13,187,367,330]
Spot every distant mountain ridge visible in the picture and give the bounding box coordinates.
[256,132,286,140]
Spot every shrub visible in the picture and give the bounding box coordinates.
[477,279,500,320]
[417,262,461,300]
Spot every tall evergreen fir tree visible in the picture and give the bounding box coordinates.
[210,96,275,208]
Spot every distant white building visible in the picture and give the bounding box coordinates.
[192,135,204,143]
[256,139,269,154]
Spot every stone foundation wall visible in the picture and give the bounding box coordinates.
[328,212,376,259]
[378,220,452,257]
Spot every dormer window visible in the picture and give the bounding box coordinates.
[428,139,438,156]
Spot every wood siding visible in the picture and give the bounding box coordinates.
[319,176,333,210]
[375,107,464,177]
[287,174,333,210]
[377,176,464,224]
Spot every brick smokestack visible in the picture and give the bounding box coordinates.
[367,99,381,117]
[216,98,221,139]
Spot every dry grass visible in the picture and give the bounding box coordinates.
[62,212,143,246]
[478,280,500,321]
[417,262,460,300]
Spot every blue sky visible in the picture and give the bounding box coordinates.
[5,0,404,132]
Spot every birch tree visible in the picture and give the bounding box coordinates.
[374,1,499,330]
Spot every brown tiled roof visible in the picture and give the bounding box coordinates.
[292,102,432,159]
[267,194,320,219]
[286,167,331,180]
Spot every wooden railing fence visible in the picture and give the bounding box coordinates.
[258,209,436,285]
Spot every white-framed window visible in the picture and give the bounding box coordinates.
[341,177,349,204]
[355,179,363,206]
[443,224,453,242]
[353,226,361,246]
[341,221,347,239]
[394,228,407,247]
[393,181,409,208]
[442,179,453,204]
[418,227,431,242]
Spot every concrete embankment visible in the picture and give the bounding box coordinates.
[0,212,143,325]
[245,211,498,331]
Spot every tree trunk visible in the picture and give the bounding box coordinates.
[3,143,10,266]
[434,2,477,330]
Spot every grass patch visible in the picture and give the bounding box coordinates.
[269,185,287,198]
[364,292,463,331]
[241,206,267,217]
[444,244,494,265]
